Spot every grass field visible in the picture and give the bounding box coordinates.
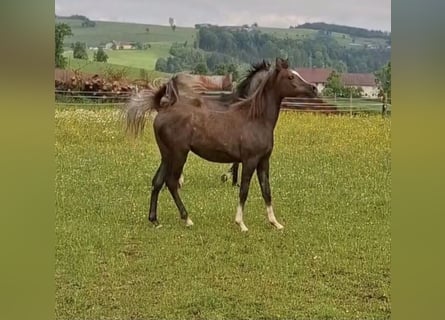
[57,18,197,48]
[62,57,170,80]
[55,107,391,319]
[260,27,387,48]
[64,42,171,71]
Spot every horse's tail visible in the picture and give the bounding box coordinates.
[123,87,163,138]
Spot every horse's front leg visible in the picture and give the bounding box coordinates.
[256,155,283,230]
[178,173,184,188]
[231,162,240,186]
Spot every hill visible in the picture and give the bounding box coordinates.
[56,17,389,75]
[56,18,196,48]
[295,22,390,40]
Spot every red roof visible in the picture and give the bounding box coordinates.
[295,68,377,87]
[295,68,334,84]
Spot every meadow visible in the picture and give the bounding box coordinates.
[57,18,197,47]
[55,107,391,319]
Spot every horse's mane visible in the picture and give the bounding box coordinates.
[229,66,276,119]
[235,60,271,99]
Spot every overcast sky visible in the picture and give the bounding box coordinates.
[55,0,391,31]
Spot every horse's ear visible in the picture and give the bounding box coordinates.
[275,58,284,71]
[283,58,289,69]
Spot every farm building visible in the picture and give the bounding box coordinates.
[111,40,136,50]
[295,68,379,97]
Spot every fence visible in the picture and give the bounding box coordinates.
[55,90,391,115]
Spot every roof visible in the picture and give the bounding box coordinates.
[295,68,377,87]
[295,68,334,83]
[341,73,376,87]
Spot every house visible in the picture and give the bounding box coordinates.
[111,40,136,50]
[341,73,378,97]
[295,68,379,98]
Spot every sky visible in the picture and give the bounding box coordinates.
[55,0,391,32]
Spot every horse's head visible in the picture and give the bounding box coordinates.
[273,58,318,98]
[159,76,179,107]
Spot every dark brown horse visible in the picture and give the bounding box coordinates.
[125,58,318,231]
[163,60,273,187]
[128,60,272,187]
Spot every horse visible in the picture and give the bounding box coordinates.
[164,60,273,186]
[124,58,318,231]
[126,60,272,187]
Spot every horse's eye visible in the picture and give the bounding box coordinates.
[288,75,294,80]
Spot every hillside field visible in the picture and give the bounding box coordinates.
[57,18,387,75]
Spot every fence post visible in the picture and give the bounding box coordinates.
[382,91,388,117]
[349,90,353,116]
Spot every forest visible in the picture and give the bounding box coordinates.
[155,26,390,75]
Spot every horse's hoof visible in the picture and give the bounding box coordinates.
[271,222,284,230]
[221,174,228,182]
[185,217,194,227]
[149,216,160,226]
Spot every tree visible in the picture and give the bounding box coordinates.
[155,57,168,72]
[55,23,73,68]
[81,19,96,27]
[192,62,208,74]
[375,61,391,98]
[323,71,345,97]
[134,42,144,50]
[215,64,228,75]
[94,47,108,62]
[73,42,88,60]
[169,17,176,31]
[226,63,240,81]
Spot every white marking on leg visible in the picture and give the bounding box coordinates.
[185,217,194,227]
[235,204,248,232]
[267,205,284,230]
[178,174,184,188]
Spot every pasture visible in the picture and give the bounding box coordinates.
[64,42,172,71]
[57,18,197,48]
[55,107,390,319]
[62,57,169,80]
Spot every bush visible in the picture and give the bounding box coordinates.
[93,48,108,62]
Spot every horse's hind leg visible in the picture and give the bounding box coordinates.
[148,161,167,226]
[165,153,193,226]
[220,163,239,186]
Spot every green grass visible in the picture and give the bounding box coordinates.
[64,42,171,70]
[55,108,391,319]
[63,57,170,80]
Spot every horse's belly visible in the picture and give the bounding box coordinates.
[190,146,239,163]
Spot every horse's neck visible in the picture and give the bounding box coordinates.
[258,89,282,129]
